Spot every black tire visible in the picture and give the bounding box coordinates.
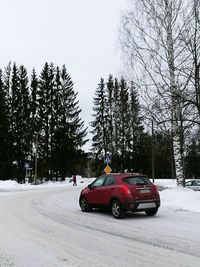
[145,208,158,216]
[111,200,125,219]
[80,196,91,212]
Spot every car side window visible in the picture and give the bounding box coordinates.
[104,176,116,186]
[92,177,105,187]
[185,181,192,186]
[196,181,200,186]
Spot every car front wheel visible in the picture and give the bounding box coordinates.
[145,208,158,216]
[80,196,91,212]
[111,200,125,219]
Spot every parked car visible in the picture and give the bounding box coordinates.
[185,179,200,191]
[79,173,160,219]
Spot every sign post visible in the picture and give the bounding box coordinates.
[103,154,112,174]
[24,162,30,183]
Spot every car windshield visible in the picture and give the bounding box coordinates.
[123,176,151,185]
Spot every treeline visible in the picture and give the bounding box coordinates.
[0,62,200,181]
[90,75,200,179]
[0,62,88,182]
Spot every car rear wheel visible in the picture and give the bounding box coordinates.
[111,200,125,219]
[80,196,91,212]
[145,208,158,216]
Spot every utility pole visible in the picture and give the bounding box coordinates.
[151,120,155,183]
[34,133,38,185]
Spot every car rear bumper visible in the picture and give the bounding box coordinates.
[123,199,160,211]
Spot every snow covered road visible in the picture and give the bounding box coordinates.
[0,185,200,267]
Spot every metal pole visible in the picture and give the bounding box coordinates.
[151,120,155,183]
[25,167,27,181]
[34,133,38,185]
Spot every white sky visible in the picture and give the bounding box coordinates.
[0,0,127,151]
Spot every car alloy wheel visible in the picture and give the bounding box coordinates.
[80,197,91,212]
[111,200,125,219]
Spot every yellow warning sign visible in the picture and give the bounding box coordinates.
[104,165,112,174]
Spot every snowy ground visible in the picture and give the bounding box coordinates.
[0,177,200,266]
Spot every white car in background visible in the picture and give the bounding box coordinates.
[185,179,200,191]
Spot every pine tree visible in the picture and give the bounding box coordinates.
[112,78,121,171]
[18,65,31,160]
[0,69,10,179]
[9,64,30,181]
[91,78,110,162]
[127,83,145,172]
[91,78,110,173]
[30,68,39,131]
[106,75,114,155]
[91,76,150,174]
[52,65,88,178]
[37,62,55,179]
[118,77,130,172]
[10,63,20,179]
[2,63,13,178]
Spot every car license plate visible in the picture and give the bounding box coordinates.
[140,189,150,193]
[137,203,156,209]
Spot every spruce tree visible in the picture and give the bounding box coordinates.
[30,68,39,132]
[2,62,13,179]
[91,78,109,159]
[118,77,130,172]
[9,64,30,181]
[18,65,31,161]
[37,62,55,179]
[112,78,121,171]
[0,70,10,179]
[106,75,114,156]
[127,83,145,172]
[10,63,20,179]
[52,65,88,178]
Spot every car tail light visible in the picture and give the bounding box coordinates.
[122,185,132,196]
[155,185,160,198]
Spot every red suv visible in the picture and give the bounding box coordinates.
[79,173,160,219]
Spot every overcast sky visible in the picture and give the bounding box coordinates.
[0,0,127,151]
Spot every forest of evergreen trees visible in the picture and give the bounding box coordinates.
[0,63,200,182]
[90,75,200,179]
[0,62,88,182]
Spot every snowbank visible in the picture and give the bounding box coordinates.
[0,178,200,213]
[160,187,200,213]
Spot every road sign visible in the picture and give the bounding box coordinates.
[104,154,111,165]
[104,165,112,174]
[24,162,30,169]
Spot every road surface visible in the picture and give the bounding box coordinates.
[0,186,200,267]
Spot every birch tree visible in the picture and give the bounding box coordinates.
[121,0,192,185]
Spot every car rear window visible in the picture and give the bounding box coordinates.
[123,176,151,185]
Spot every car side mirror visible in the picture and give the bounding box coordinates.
[88,184,93,190]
